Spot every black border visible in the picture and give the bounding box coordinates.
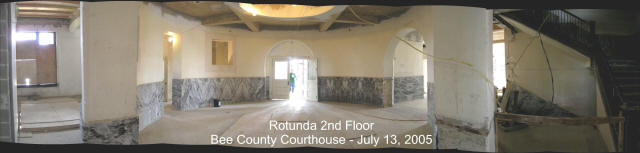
[4,0,638,152]
[5,0,640,9]
[0,142,471,153]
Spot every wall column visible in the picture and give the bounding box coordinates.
[81,2,141,144]
[432,6,495,152]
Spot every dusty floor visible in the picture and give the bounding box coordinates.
[18,96,82,144]
[497,124,609,152]
[20,97,81,126]
[141,98,434,149]
[18,129,82,144]
[11,95,610,150]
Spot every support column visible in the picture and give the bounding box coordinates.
[81,2,141,144]
[432,6,495,152]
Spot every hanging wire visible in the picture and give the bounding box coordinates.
[347,6,376,25]
[537,17,555,104]
[504,12,555,104]
[394,35,495,87]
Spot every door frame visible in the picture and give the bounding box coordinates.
[264,40,317,101]
[270,56,291,100]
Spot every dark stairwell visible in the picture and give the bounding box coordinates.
[499,9,640,152]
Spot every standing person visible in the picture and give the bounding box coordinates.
[289,72,296,93]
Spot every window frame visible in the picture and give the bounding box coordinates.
[204,36,236,72]
[15,31,58,88]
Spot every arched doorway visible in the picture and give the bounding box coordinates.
[265,40,318,101]
[384,27,437,147]
[384,28,429,106]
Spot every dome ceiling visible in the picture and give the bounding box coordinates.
[162,2,410,32]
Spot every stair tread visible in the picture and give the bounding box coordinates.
[609,58,639,62]
[610,67,640,70]
[622,92,640,97]
[619,84,640,88]
[614,76,640,80]
[613,70,640,74]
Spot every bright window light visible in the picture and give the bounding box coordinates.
[493,42,506,90]
[38,32,54,45]
[25,78,30,85]
[274,61,288,80]
[15,32,36,41]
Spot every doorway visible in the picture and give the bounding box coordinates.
[163,32,174,103]
[290,59,306,99]
[266,40,317,101]
[9,2,83,144]
[270,57,317,100]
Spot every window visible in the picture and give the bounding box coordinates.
[493,29,506,95]
[274,61,288,80]
[211,40,232,65]
[15,32,57,87]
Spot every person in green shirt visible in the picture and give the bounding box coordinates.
[289,72,296,93]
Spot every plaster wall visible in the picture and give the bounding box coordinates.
[394,39,424,77]
[137,5,436,108]
[161,6,436,79]
[82,1,140,123]
[503,17,596,117]
[431,6,494,151]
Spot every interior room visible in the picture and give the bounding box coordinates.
[7,1,82,144]
[1,1,639,152]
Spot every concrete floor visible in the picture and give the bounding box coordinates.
[20,97,81,124]
[18,129,82,144]
[141,98,434,149]
[18,96,82,144]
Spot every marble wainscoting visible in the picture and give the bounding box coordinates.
[136,82,165,130]
[172,77,269,111]
[426,82,435,123]
[82,117,139,144]
[318,76,384,107]
[393,76,425,103]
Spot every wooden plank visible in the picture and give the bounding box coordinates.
[495,112,624,126]
[335,13,379,25]
[18,10,74,15]
[69,8,80,19]
[437,118,489,135]
[318,7,346,32]
[18,6,76,13]
[225,3,260,32]
[336,7,379,25]
[17,1,80,8]
[202,13,243,26]
[19,12,72,19]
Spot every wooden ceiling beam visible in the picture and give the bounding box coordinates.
[202,13,243,26]
[224,3,260,32]
[18,6,77,13]
[318,7,347,32]
[19,11,72,17]
[18,14,70,19]
[335,13,379,25]
[17,1,80,8]
[69,8,80,19]
[18,10,74,15]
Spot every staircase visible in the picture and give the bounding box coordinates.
[610,58,640,104]
[500,9,640,152]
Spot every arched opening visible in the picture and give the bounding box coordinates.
[384,27,438,146]
[265,40,318,102]
[384,28,429,106]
